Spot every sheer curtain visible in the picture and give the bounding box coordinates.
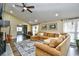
[63,19,77,45]
[77,21,79,39]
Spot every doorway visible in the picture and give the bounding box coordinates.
[16,25,27,42]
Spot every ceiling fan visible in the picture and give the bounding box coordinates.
[15,3,34,13]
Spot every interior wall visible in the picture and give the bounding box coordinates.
[38,20,63,33]
[1,12,32,38]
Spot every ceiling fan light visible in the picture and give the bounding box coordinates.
[35,19,38,22]
[23,7,27,10]
[29,21,32,24]
[12,4,15,7]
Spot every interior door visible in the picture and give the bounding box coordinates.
[22,25,27,35]
[16,25,23,42]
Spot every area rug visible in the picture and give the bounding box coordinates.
[1,43,14,56]
[14,40,44,56]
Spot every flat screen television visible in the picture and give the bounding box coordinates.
[0,3,3,19]
[0,4,10,27]
[0,20,10,27]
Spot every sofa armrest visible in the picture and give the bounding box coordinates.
[34,42,61,56]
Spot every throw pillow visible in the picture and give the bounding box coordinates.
[59,35,65,40]
[54,34,59,37]
[44,38,52,44]
[38,33,44,36]
[49,39,58,48]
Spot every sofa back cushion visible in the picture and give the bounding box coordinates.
[59,35,65,40]
[54,34,59,37]
[38,33,44,36]
[34,42,61,56]
[48,33,55,37]
[44,32,48,36]
[60,33,69,39]
[49,39,58,48]
[44,32,60,37]
[48,38,63,48]
[56,36,70,55]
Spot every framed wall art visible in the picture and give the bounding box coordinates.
[49,23,57,30]
[41,24,47,30]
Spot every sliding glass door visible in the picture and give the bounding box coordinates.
[63,19,79,45]
[77,21,79,39]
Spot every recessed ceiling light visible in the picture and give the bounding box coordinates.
[55,13,59,16]
[12,4,15,7]
[35,19,38,22]
[29,21,32,24]
[10,10,13,13]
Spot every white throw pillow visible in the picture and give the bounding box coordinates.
[38,33,44,36]
[44,38,52,44]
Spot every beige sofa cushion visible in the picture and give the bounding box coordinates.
[54,34,59,37]
[44,38,58,44]
[59,35,65,40]
[34,42,61,56]
[38,33,44,36]
[36,48,51,56]
[44,39,51,44]
[49,38,63,48]
[44,32,48,36]
[48,33,55,37]
[49,39,58,48]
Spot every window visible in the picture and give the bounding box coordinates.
[32,25,39,36]
[17,27,22,31]
[63,19,79,44]
[64,21,75,32]
[77,33,79,39]
[77,21,79,39]
[77,21,79,32]
[68,33,75,43]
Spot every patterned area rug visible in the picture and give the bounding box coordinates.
[1,43,14,56]
[14,40,44,56]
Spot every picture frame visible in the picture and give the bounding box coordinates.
[41,24,47,30]
[49,23,57,30]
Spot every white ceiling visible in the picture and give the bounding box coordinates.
[4,3,79,24]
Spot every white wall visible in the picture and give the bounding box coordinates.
[1,12,32,38]
[38,20,63,33]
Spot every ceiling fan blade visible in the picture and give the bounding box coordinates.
[22,3,26,7]
[15,4,23,8]
[26,6,34,8]
[27,9,32,13]
[21,9,25,12]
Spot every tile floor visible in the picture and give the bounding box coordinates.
[67,45,79,56]
[1,43,14,56]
